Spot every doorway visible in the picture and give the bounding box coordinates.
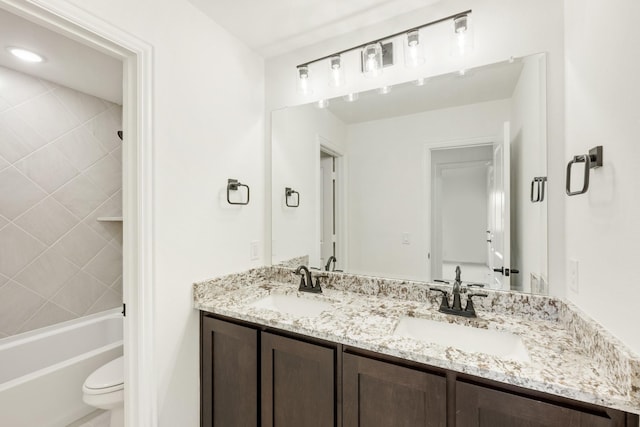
[0,0,154,425]
[317,143,343,272]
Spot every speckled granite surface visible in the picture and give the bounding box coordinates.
[193,266,640,414]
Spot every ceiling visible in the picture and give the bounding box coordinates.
[324,60,525,124]
[0,8,122,104]
[189,0,441,57]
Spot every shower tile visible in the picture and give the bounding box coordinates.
[14,248,79,298]
[84,194,122,241]
[52,271,108,315]
[0,96,10,113]
[0,274,8,286]
[16,302,75,333]
[86,288,122,315]
[53,174,109,219]
[0,111,47,155]
[83,244,122,286]
[0,123,31,163]
[87,107,122,152]
[15,144,79,193]
[0,215,7,231]
[111,145,122,163]
[0,225,46,277]
[0,167,46,219]
[53,86,109,123]
[85,155,122,197]
[54,126,107,171]
[111,276,123,296]
[53,223,107,266]
[0,155,9,171]
[0,66,49,106]
[0,281,45,335]
[14,198,78,245]
[13,92,80,142]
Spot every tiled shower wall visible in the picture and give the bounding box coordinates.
[0,65,122,338]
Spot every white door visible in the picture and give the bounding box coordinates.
[489,122,511,290]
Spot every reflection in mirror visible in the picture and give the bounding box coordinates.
[272,53,548,294]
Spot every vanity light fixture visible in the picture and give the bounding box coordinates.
[329,55,345,87]
[294,10,471,85]
[297,65,311,95]
[362,43,384,78]
[7,46,44,63]
[452,13,473,57]
[404,29,425,68]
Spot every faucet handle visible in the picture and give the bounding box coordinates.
[429,288,450,310]
[467,283,486,288]
[465,293,488,316]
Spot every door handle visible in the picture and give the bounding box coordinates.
[493,267,520,277]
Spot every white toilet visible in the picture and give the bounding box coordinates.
[82,356,124,427]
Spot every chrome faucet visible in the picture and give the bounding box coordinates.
[430,265,487,318]
[324,256,337,272]
[294,265,323,294]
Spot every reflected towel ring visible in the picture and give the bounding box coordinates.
[530,177,547,203]
[227,179,250,205]
[285,187,300,207]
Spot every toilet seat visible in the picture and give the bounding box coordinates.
[83,356,124,395]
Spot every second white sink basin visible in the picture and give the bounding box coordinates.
[249,294,334,318]
[394,317,530,362]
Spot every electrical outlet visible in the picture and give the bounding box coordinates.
[569,259,579,293]
[250,241,260,261]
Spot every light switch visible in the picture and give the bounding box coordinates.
[402,232,410,245]
[250,241,260,261]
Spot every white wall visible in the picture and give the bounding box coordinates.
[265,0,565,296]
[510,54,548,292]
[272,105,346,267]
[564,0,640,354]
[346,100,508,280]
[33,0,265,425]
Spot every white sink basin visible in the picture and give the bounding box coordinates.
[249,294,334,317]
[393,317,530,362]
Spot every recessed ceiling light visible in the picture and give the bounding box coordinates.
[6,47,45,63]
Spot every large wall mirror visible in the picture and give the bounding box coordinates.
[272,53,548,294]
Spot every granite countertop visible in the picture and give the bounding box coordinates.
[193,266,640,415]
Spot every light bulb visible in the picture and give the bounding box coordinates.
[451,14,473,57]
[297,65,312,95]
[329,55,345,87]
[7,47,44,63]
[404,30,425,68]
[362,43,383,78]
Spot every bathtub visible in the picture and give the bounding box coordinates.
[0,309,123,427]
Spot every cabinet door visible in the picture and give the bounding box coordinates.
[456,380,626,427]
[201,316,258,427]
[343,353,446,427]
[261,332,336,427]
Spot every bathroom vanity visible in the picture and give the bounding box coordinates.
[195,267,640,427]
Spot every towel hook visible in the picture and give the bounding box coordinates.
[227,179,250,205]
[566,146,603,196]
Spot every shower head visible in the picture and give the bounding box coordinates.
[117,131,123,141]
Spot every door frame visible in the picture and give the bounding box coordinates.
[424,136,494,281]
[315,135,345,271]
[0,1,156,425]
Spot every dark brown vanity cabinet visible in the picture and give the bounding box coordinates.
[343,353,446,427]
[200,314,338,427]
[200,316,259,427]
[201,313,638,427]
[261,332,337,427]
[456,380,630,427]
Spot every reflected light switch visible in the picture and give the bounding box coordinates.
[402,232,410,245]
